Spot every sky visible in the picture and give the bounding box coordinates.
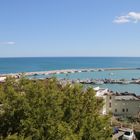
[0,0,140,57]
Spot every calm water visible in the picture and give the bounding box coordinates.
[1,57,140,95]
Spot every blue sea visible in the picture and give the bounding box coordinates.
[0,57,140,74]
[0,57,140,95]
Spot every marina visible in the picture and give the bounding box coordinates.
[1,67,140,95]
[1,57,140,96]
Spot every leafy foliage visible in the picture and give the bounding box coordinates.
[0,77,112,140]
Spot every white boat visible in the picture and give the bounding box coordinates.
[109,72,114,76]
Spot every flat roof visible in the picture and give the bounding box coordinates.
[115,95,140,101]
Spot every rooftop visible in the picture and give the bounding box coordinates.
[115,95,140,101]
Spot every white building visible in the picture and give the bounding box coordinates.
[95,87,140,117]
[0,77,6,82]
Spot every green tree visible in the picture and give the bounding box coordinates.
[0,77,112,140]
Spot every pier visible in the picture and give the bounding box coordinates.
[58,78,140,85]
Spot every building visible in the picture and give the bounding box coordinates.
[0,76,6,82]
[95,87,140,117]
[104,95,140,117]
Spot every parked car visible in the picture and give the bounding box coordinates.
[122,129,136,140]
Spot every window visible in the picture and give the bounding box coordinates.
[126,108,128,112]
[124,131,131,136]
[115,109,117,112]
[109,102,111,108]
[122,108,125,112]
[109,96,112,100]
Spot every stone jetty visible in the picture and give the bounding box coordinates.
[0,67,139,84]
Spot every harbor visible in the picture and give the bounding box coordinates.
[1,67,140,95]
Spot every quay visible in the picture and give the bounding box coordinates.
[79,78,140,85]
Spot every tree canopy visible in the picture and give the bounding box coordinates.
[0,77,112,140]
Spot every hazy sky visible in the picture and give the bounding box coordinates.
[0,0,140,57]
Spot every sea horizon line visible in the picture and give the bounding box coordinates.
[1,56,140,58]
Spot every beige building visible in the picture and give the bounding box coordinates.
[95,87,140,117]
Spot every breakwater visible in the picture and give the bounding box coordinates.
[0,67,137,77]
[1,67,140,94]
[1,67,140,85]
[77,78,140,85]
